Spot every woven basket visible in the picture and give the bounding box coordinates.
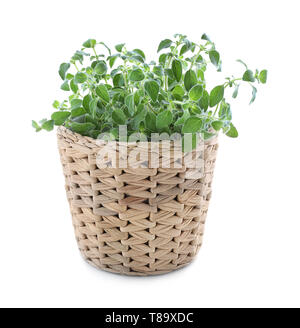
[57,126,218,276]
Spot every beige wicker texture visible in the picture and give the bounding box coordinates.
[57,126,218,276]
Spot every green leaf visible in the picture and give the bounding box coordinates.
[41,120,54,131]
[66,73,74,80]
[156,110,172,130]
[157,39,172,52]
[236,59,248,69]
[98,41,111,55]
[130,54,144,63]
[72,50,89,63]
[219,102,232,120]
[112,109,127,125]
[129,68,145,82]
[144,80,159,102]
[211,120,223,131]
[51,111,70,125]
[125,94,135,116]
[131,104,147,130]
[94,61,107,75]
[145,112,156,131]
[82,39,96,48]
[209,85,224,107]
[232,84,240,99]
[82,95,92,111]
[180,39,193,55]
[52,100,60,109]
[165,68,175,80]
[134,90,142,105]
[70,79,78,93]
[153,65,164,76]
[242,70,255,82]
[197,69,204,81]
[159,53,168,66]
[199,90,209,111]
[71,107,86,118]
[60,80,70,91]
[189,84,203,101]
[209,50,220,67]
[226,123,238,138]
[89,98,98,118]
[70,122,95,134]
[182,117,202,133]
[115,43,125,52]
[32,120,41,132]
[250,85,257,104]
[196,55,204,63]
[74,72,87,84]
[174,110,190,126]
[96,84,110,103]
[180,44,189,56]
[70,99,82,109]
[172,85,185,100]
[259,70,268,84]
[108,55,118,68]
[133,49,146,60]
[58,63,70,80]
[113,73,124,87]
[184,70,197,91]
[201,33,211,42]
[171,59,182,82]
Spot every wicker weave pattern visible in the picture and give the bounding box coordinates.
[57,127,218,275]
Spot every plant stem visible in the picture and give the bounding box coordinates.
[122,59,129,90]
[190,45,202,70]
[164,43,179,93]
[224,77,242,88]
[213,102,220,117]
[73,63,79,71]
[92,47,99,60]
[147,102,156,114]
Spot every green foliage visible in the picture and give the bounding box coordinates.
[74,72,87,84]
[210,85,224,107]
[41,120,54,131]
[226,123,238,138]
[259,70,268,84]
[209,50,220,67]
[157,39,172,52]
[144,80,159,102]
[96,84,110,103]
[112,109,127,125]
[156,110,172,130]
[51,111,71,125]
[82,39,96,48]
[189,85,203,101]
[129,68,145,82]
[242,70,255,82]
[182,117,203,133]
[58,63,70,80]
[184,70,197,91]
[172,59,182,82]
[33,34,267,140]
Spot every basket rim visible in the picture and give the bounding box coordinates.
[57,126,218,147]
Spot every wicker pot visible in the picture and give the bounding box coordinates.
[57,126,218,276]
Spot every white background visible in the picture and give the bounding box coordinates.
[0,0,299,308]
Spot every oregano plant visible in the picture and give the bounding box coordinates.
[32,34,267,142]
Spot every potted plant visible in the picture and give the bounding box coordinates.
[33,34,267,276]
